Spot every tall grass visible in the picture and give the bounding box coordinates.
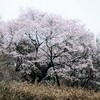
[0,81,100,100]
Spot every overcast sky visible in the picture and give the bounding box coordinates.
[0,0,100,35]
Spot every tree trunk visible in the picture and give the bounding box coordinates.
[51,60,60,87]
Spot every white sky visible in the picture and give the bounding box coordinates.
[0,0,100,35]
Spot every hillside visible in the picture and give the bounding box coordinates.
[0,9,100,100]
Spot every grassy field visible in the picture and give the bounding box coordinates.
[0,81,100,100]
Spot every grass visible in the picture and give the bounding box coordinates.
[0,81,100,100]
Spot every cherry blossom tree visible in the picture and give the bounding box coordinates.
[0,9,99,89]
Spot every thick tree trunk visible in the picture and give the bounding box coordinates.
[51,60,60,87]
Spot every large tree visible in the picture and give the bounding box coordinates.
[0,9,98,89]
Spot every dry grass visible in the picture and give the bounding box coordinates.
[0,81,100,100]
